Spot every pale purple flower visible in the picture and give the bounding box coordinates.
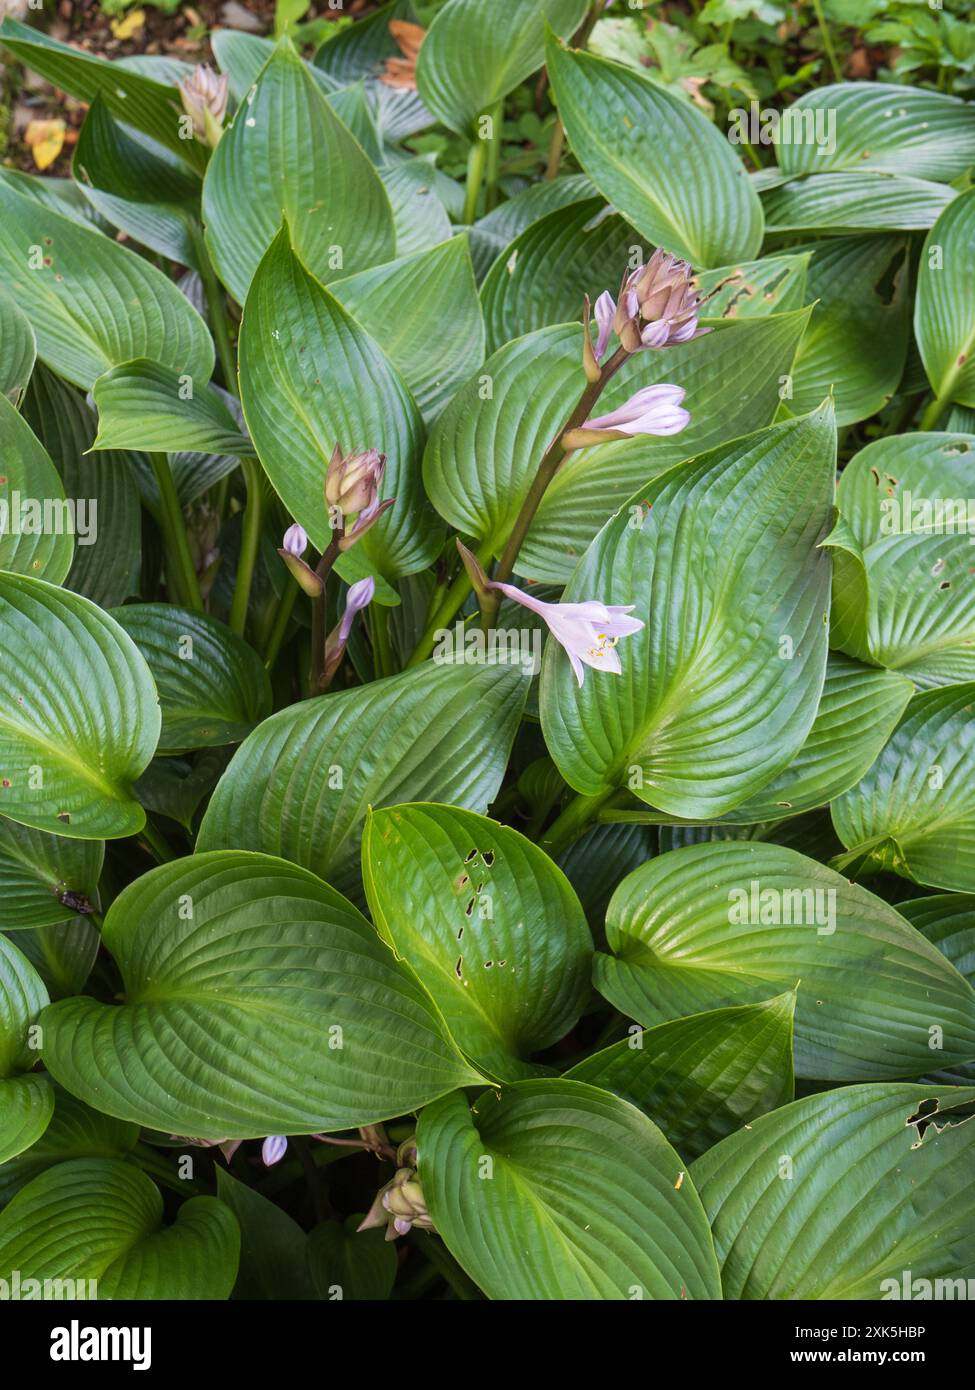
[494,586,644,686]
[279,523,323,597]
[580,384,689,439]
[282,523,307,557]
[261,1135,289,1167]
[179,63,229,145]
[338,576,375,642]
[593,290,616,363]
[608,248,711,354]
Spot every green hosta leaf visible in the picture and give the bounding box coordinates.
[540,409,834,817]
[832,684,975,892]
[0,393,73,583]
[0,817,101,929]
[762,172,955,233]
[775,83,975,182]
[7,920,99,1005]
[73,97,202,270]
[333,237,484,423]
[594,841,975,1080]
[0,1086,138,1209]
[306,1217,397,1301]
[829,432,975,684]
[215,1169,312,1300]
[238,226,438,582]
[557,821,655,943]
[212,30,340,105]
[480,198,641,355]
[198,660,528,892]
[0,573,160,839]
[41,851,479,1137]
[0,18,206,173]
[916,188,975,411]
[0,181,213,392]
[694,253,810,320]
[110,605,272,756]
[92,360,250,457]
[314,3,432,143]
[469,173,594,281]
[0,935,52,1163]
[379,158,453,257]
[134,748,229,835]
[692,1084,975,1299]
[546,37,762,268]
[0,286,35,407]
[424,310,810,581]
[566,995,796,1160]
[787,236,910,427]
[901,894,975,1083]
[363,803,593,1081]
[203,40,394,306]
[418,1081,722,1300]
[0,167,105,231]
[0,1158,240,1299]
[23,364,142,610]
[416,0,588,139]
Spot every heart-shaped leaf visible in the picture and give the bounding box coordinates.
[215,1168,313,1300]
[0,180,213,391]
[762,172,955,233]
[566,994,796,1161]
[40,851,481,1137]
[306,1216,397,1301]
[198,660,528,891]
[109,605,272,755]
[0,392,73,583]
[469,172,594,280]
[593,841,975,1080]
[203,39,394,305]
[92,360,252,457]
[0,934,52,1163]
[0,573,160,839]
[416,0,588,139]
[238,226,439,582]
[915,187,975,412]
[418,1080,722,1300]
[10,921,100,1004]
[693,253,810,319]
[540,408,835,818]
[546,35,762,268]
[691,1084,975,1299]
[0,816,101,930]
[0,1158,240,1299]
[832,683,975,892]
[363,803,593,1081]
[0,1085,138,1209]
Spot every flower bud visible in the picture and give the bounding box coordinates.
[356,1139,434,1241]
[324,443,386,518]
[179,64,229,147]
[278,523,323,597]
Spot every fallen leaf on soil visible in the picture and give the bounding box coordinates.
[24,118,66,170]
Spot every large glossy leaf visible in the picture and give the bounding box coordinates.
[566,995,795,1160]
[0,181,213,391]
[9,920,100,1004]
[546,37,762,268]
[424,309,810,580]
[0,817,102,930]
[0,392,73,583]
[92,360,251,457]
[416,0,588,139]
[901,894,975,1083]
[694,253,810,320]
[775,83,975,181]
[0,573,160,839]
[829,432,975,684]
[203,39,395,305]
[787,236,910,426]
[0,286,34,406]
[198,660,528,891]
[692,1084,975,1299]
[212,30,340,105]
[0,1086,138,1209]
[832,683,975,892]
[480,198,641,355]
[0,934,52,1164]
[110,605,272,755]
[306,1217,397,1302]
[469,172,594,281]
[23,365,142,610]
[362,803,592,1081]
[215,1168,312,1301]
[238,226,438,582]
[0,18,206,172]
[418,1081,722,1300]
[915,188,975,410]
[332,237,484,423]
[40,851,479,1137]
[763,172,955,232]
[0,1158,240,1299]
[378,157,453,257]
[593,841,975,1080]
[540,409,834,817]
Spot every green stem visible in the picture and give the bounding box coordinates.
[139,817,178,864]
[370,602,396,678]
[263,580,299,670]
[306,531,343,696]
[462,126,489,224]
[541,787,618,858]
[484,100,502,212]
[406,541,493,667]
[544,116,565,180]
[229,457,264,637]
[810,0,843,82]
[194,225,237,391]
[919,383,957,432]
[150,453,203,611]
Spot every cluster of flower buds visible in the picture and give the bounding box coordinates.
[357,1137,434,1241]
[324,443,394,550]
[178,64,229,148]
[591,249,710,367]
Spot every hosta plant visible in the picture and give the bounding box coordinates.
[0,0,974,1305]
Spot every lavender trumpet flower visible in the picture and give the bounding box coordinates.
[278,522,324,597]
[321,577,375,687]
[457,541,644,687]
[598,249,710,355]
[564,384,690,447]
